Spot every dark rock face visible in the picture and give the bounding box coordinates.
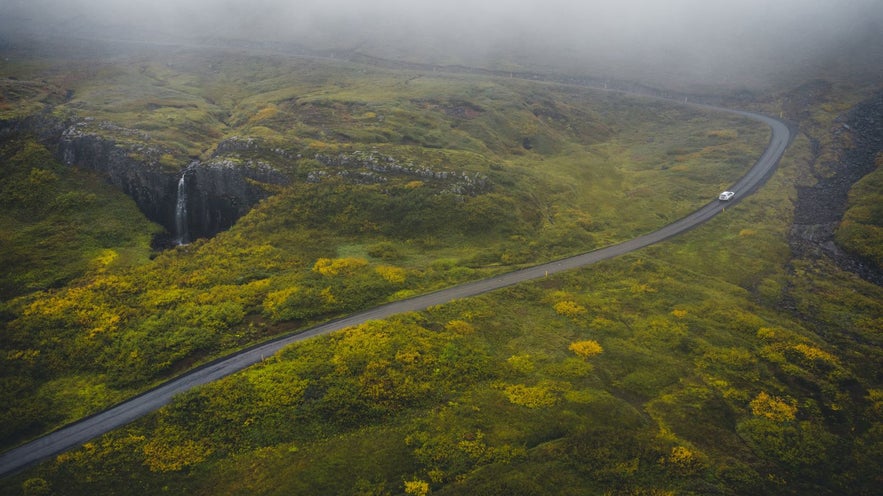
[183,159,289,240]
[58,130,179,229]
[13,117,294,243]
[789,90,883,285]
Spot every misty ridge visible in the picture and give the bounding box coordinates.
[3,0,883,90]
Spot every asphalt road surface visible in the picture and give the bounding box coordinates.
[0,101,792,477]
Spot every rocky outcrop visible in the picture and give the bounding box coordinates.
[5,116,292,243]
[58,124,179,229]
[789,90,883,285]
[313,149,491,195]
[182,158,289,240]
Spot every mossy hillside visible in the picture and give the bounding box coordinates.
[0,48,82,120]
[12,45,765,165]
[0,137,160,299]
[4,45,767,240]
[10,131,881,495]
[5,44,768,240]
[0,43,775,454]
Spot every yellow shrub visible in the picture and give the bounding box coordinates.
[91,249,119,270]
[663,446,705,475]
[756,327,780,341]
[263,286,299,320]
[313,257,368,276]
[750,391,797,422]
[504,383,559,408]
[375,265,406,284]
[404,479,430,496]
[792,343,839,366]
[554,300,587,317]
[320,286,337,305]
[249,105,278,123]
[569,340,604,359]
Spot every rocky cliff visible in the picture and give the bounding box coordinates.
[183,158,289,240]
[4,116,291,244]
[58,122,180,230]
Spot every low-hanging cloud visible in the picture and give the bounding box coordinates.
[3,0,882,87]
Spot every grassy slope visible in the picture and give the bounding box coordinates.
[0,44,768,452]
[0,139,160,299]
[1,43,880,495]
[837,158,883,269]
[8,115,880,496]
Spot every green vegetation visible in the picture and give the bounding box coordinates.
[1,41,881,495]
[0,138,161,299]
[837,153,883,270]
[0,43,770,450]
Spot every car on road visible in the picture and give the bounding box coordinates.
[719,191,735,201]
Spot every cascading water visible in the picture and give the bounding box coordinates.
[174,172,189,245]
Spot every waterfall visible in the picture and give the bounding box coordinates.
[174,172,189,245]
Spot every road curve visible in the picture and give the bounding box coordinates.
[0,101,792,478]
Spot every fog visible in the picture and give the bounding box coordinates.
[3,0,883,88]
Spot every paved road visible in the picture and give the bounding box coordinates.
[0,101,792,477]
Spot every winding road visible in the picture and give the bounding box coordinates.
[0,93,792,477]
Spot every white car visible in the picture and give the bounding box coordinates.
[718,191,735,201]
